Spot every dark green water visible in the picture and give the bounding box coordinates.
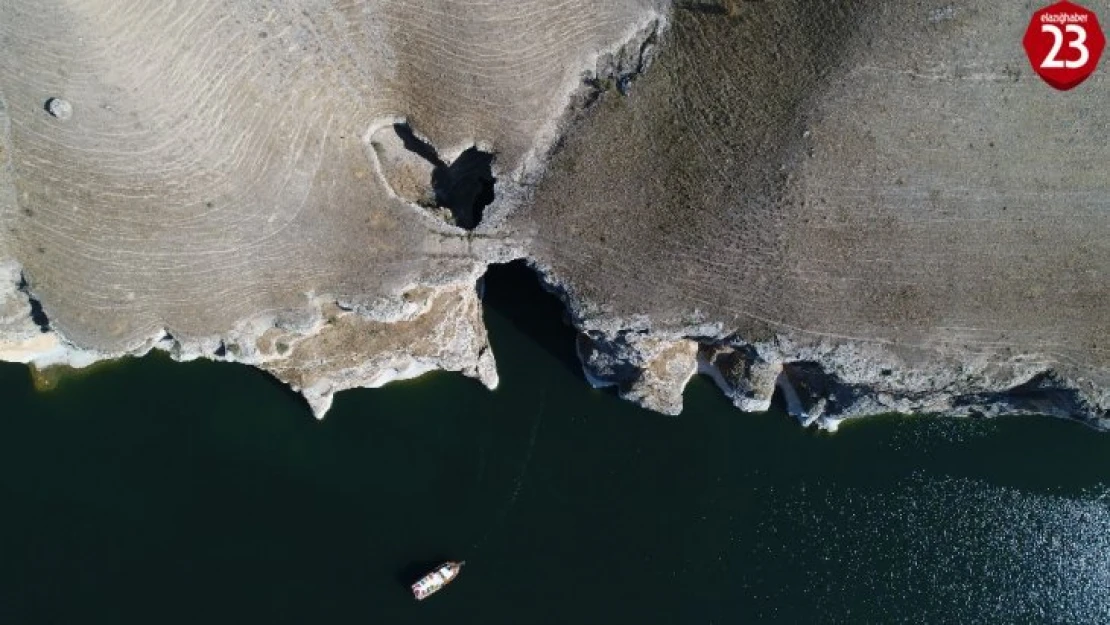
[2,263,1109,624]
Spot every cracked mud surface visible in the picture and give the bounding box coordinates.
[1,0,1107,426]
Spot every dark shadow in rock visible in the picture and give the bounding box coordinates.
[386,122,495,230]
[432,148,496,230]
[956,371,1098,422]
[16,273,50,333]
[392,122,442,166]
[677,1,728,15]
[482,260,584,383]
[676,0,752,16]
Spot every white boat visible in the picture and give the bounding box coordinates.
[411,561,464,601]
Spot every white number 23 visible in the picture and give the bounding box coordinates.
[1041,24,1090,69]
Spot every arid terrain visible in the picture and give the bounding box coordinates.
[2,0,1106,427]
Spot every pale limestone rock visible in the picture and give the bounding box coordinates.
[578,331,697,415]
[368,123,438,208]
[624,338,698,415]
[262,284,496,419]
[699,344,782,413]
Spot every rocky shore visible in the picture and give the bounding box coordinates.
[1,1,1106,428]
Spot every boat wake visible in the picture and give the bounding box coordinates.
[471,390,547,552]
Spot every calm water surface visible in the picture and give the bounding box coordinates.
[2,263,1109,624]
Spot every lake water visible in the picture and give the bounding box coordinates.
[2,262,1109,624]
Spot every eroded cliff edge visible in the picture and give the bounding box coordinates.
[1,0,1107,428]
[510,1,1110,428]
[0,0,663,415]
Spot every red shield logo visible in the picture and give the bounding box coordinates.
[1023,1,1105,90]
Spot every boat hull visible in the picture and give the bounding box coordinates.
[411,561,464,601]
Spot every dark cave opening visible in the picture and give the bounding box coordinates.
[482,260,582,381]
[390,122,496,230]
[432,147,496,230]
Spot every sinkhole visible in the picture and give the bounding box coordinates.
[370,122,496,230]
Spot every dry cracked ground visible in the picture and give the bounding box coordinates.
[1,0,1107,428]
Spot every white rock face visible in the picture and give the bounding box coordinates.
[0,262,43,359]
[578,331,698,415]
[44,98,72,121]
[261,283,499,418]
[699,344,781,413]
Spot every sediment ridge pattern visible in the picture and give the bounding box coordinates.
[1,0,1106,428]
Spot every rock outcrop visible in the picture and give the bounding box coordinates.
[578,331,698,415]
[508,0,1109,428]
[1,1,1107,429]
[0,0,662,414]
